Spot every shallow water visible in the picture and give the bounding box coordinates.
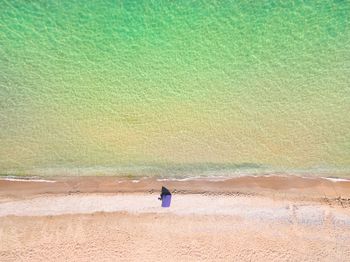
[1,1,350,176]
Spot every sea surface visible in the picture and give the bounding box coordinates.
[1,1,350,177]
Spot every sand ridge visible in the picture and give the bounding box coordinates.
[1,206,350,261]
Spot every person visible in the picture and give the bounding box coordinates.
[158,186,171,200]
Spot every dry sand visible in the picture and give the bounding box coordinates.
[1,175,350,261]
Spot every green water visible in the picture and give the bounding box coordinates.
[1,0,350,176]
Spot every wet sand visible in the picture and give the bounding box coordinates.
[1,175,350,261]
[1,174,350,201]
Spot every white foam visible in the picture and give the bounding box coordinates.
[156,176,231,182]
[0,178,56,183]
[322,177,350,183]
[156,176,200,182]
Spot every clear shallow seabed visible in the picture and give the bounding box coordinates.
[1,0,350,177]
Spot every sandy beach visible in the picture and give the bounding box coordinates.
[2,0,350,261]
[1,175,350,261]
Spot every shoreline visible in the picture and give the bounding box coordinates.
[3,173,350,184]
[1,174,350,201]
[1,172,350,181]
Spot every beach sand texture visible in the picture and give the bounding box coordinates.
[1,176,350,261]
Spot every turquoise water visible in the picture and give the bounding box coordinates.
[1,1,350,176]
